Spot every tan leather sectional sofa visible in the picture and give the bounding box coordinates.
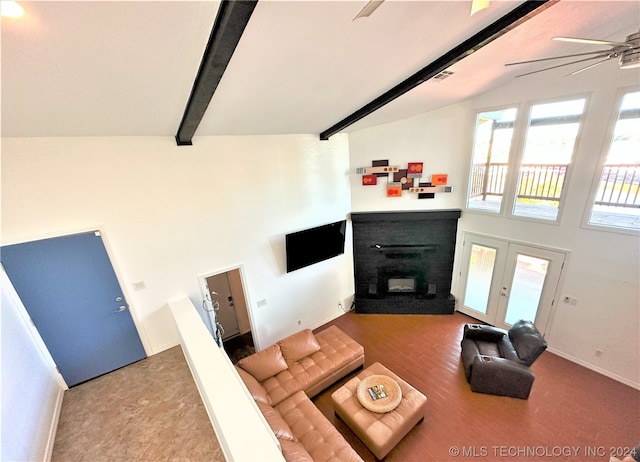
[235,325,365,462]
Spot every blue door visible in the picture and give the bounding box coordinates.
[1,231,146,386]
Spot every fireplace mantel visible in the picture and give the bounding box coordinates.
[371,244,439,250]
[351,209,461,314]
[351,209,462,222]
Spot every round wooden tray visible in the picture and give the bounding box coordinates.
[356,374,402,413]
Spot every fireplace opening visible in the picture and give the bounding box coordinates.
[388,277,416,293]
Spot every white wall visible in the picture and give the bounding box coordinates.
[349,101,473,214]
[468,63,639,387]
[348,63,640,388]
[169,297,285,462]
[1,134,354,353]
[1,267,64,461]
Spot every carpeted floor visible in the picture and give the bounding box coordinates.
[52,346,224,462]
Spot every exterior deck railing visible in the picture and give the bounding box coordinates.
[594,164,640,209]
[471,163,640,209]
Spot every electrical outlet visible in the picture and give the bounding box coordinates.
[563,296,578,305]
[297,319,302,326]
[132,281,146,291]
[257,299,267,308]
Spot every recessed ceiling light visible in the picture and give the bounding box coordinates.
[0,1,24,18]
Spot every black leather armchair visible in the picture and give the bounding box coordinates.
[460,320,547,399]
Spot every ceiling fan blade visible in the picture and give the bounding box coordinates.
[553,37,632,48]
[506,50,611,66]
[353,0,385,20]
[515,54,612,78]
[567,57,613,76]
[470,0,491,16]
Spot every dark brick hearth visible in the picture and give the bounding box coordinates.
[351,209,461,314]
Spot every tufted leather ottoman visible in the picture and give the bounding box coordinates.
[331,362,427,459]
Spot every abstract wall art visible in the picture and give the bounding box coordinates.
[356,160,452,199]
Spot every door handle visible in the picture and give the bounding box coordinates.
[114,305,127,313]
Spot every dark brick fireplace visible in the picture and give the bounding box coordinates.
[351,209,461,314]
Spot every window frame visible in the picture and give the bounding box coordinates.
[508,94,590,225]
[465,94,591,226]
[582,86,640,235]
[464,104,523,216]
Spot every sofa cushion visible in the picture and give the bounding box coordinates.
[497,337,519,362]
[238,344,288,382]
[277,391,363,462]
[475,340,501,358]
[261,369,305,406]
[235,366,271,405]
[256,401,296,442]
[278,439,314,462]
[278,326,364,396]
[314,326,364,371]
[508,320,547,366]
[278,329,321,365]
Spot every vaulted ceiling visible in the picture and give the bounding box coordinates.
[2,1,639,140]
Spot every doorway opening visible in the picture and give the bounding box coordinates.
[199,267,255,364]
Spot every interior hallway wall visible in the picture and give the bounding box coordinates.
[1,267,64,461]
[1,134,354,353]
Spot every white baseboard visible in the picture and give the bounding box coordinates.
[313,308,354,331]
[44,387,65,461]
[150,340,180,356]
[547,347,640,390]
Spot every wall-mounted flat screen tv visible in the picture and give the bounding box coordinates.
[286,220,347,273]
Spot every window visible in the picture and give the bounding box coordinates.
[512,98,586,221]
[467,108,517,213]
[587,90,640,232]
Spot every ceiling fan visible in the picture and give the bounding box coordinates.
[506,30,640,77]
[352,0,490,20]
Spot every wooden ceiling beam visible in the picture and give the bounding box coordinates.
[319,0,557,141]
[176,0,258,146]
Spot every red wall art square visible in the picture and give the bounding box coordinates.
[362,174,377,186]
[407,162,423,178]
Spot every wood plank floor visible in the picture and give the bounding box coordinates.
[312,311,640,462]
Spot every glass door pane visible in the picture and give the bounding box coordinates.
[495,244,566,335]
[463,244,497,315]
[503,254,549,325]
[457,233,508,325]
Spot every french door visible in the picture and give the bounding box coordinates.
[457,233,565,335]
